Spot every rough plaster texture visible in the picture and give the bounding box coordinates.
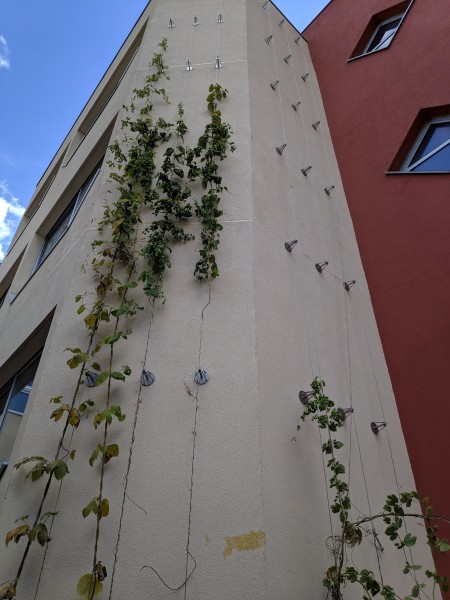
[0,1,440,599]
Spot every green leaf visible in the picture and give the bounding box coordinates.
[30,466,46,482]
[404,533,417,547]
[14,456,46,469]
[76,574,103,599]
[35,523,49,547]
[95,371,110,386]
[111,371,125,381]
[439,540,450,553]
[77,305,86,315]
[91,362,101,372]
[89,445,101,467]
[104,332,122,345]
[82,500,98,519]
[67,352,90,369]
[49,460,69,481]
[100,498,109,517]
[84,313,97,329]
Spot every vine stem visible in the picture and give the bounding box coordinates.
[88,241,141,600]
[11,270,113,590]
[355,513,450,528]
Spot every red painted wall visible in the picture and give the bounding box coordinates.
[304,0,450,575]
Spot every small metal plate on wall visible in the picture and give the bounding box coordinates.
[85,371,99,388]
[141,370,156,386]
[194,369,209,385]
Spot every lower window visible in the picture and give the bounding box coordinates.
[402,116,450,172]
[0,352,42,475]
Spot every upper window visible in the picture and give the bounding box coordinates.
[364,14,404,54]
[0,352,42,475]
[402,117,450,173]
[349,1,413,61]
[33,160,102,272]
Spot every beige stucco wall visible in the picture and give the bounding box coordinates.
[0,1,439,599]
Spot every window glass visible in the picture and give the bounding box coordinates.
[366,16,403,52]
[0,381,13,417]
[34,160,102,272]
[403,118,450,172]
[410,122,450,165]
[38,204,73,266]
[0,353,42,465]
[410,142,450,172]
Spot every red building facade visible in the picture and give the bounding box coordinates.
[304,0,450,573]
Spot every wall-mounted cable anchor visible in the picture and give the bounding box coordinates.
[301,165,312,176]
[194,369,209,385]
[276,144,287,155]
[292,101,301,111]
[324,186,335,196]
[141,370,156,386]
[315,261,329,273]
[265,35,273,44]
[284,55,292,63]
[193,16,199,26]
[270,80,280,90]
[261,1,269,8]
[85,371,99,388]
[344,280,356,291]
[215,56,223,69]
[301,73,310,81]
[217,14,224,23]
[279,19,285,27]
[294,36,301,44]
[299,390,315,405]
[312,121,321,130]
[186,59,193,71]
[284,240,298,252]
[371,421,387,435]
[338,407,354,420]
[168,18,175,28]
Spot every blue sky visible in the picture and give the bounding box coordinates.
[0,0,329,260]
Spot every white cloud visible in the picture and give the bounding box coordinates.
[0,35,10,69]
[0,182,25,261]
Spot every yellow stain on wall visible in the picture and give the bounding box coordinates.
[223,530,266,557]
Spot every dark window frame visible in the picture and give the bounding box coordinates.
[32,160,103,274]
[348,0,414,62]
[387,107,450,175]
[0,350,43,476]
[363,13,404,54]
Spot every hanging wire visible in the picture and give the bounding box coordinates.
[267,3,334,539]
[294,22,423,582]
[281,20,390,584]
[141,551,197,591]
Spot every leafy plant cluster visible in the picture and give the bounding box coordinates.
[300,378,449,600]
[1,39,234,600]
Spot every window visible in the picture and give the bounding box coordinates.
[33,160,102,272]
[364,13,404,53]
[402,117,450,173]
[349,1,413,61]
[0,287,9,309]
[0,352,42,475]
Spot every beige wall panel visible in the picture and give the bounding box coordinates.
[0,1,440,599]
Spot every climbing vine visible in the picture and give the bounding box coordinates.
[300,378,449,600]
[1,39,235,600]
